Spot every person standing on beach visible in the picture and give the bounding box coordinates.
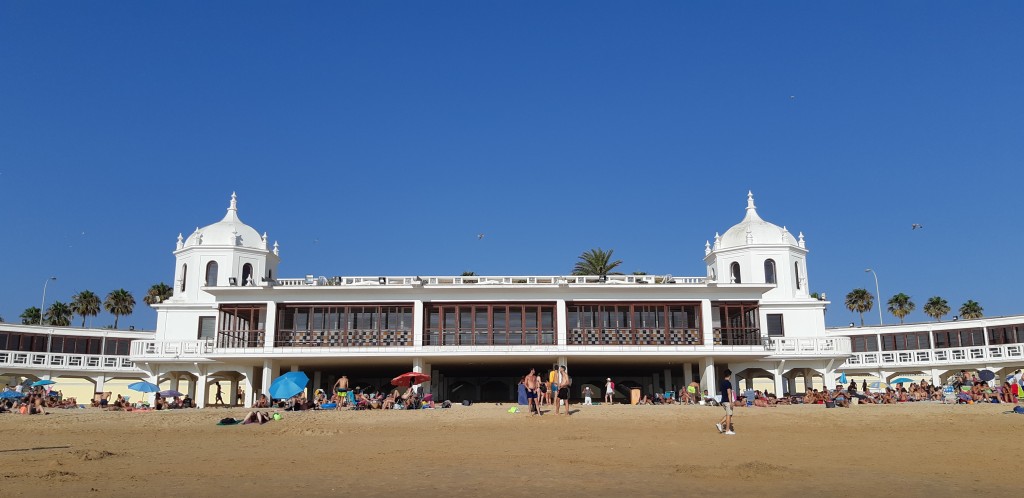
[334,375,350,405]
[605,378,615,404]
[214,382,225,406]
[549,367,560,406]
[554,365,571,415]
[716,369,735,435]
[583,386,593,405]
[525,368,541,415]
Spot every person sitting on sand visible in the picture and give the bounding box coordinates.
[242,411,271,424]
[831,388,849,408]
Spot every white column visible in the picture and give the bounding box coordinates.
[94,374,106,393]
[170,376,180,393]
[700,357,717,399]
[930,368,941,386]
[421,363,432,394]
[148,369,159,406]
[823,361,837,390]
[773,364,785,397]
[196,369,208,408]
[745,376,754,391]
[261,359,274,398]
[313,371,322,395]
[187,377,197,399]
[413,300,424,347]
[556,299,568,346]
[243,369,254,408]
[264,301,277,348]
[683,363,693,386]
[663,369,673,393]
[700,299,714,346]
[229,378,239,405]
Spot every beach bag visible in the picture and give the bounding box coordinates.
[1014,406,1024,414]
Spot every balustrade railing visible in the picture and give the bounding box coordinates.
[842,344,1024,368]
[767,337,852,355]
[269,274,707,287]
[0,350,136,371]
[130,340,212,358]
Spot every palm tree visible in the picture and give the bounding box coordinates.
[44,301,73,326]
[143,283,173,306]
[104,289,136,329]
[923,296,950,321]
[959,300,983,319]
[21,307,41,325]
[460,271,476,276]
[71,290,102,327]
[572,248,623,276]
[844,288,874,327]
[887,293,915,324]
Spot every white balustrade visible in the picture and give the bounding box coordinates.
[767,337,852,356]
[841,343,1024,368]
[265,274,708,287]
[130,340,212,358]
[0,350,139,372]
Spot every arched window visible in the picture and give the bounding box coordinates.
[794,262,802,290]
[205,261,219,287]
[242,263,253,286]
[180,264,188,292]
[730,262,741,284]
[764,259,777,284]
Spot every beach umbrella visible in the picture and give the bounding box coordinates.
[128,381,160,393]
[269,371,309,400]
[868,381,887,390]
[159,389,184,398]
[0,391,25,399]
[391,372,431,388]
[978,370,996,382]
[890,377,913,385]
[31,379,56,387]
[838,373,848,384]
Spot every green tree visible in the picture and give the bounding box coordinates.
[71,290,102,327]
[460,271,476,276]
[923,296,950,321]
[21,307,41,325]
[844,288,874,327]
[143,283,173,306]
[44,301,73,326]
[572,248,623,276]
[959,300,983,319]
[887,293,915,324]
[104,289,136,329]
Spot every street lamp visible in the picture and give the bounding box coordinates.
[40,276,57,325]
[864,269,883,325]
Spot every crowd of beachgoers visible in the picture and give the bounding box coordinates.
[0,386,79,414]
[250,386,441,411]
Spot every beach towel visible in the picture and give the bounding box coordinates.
[217,418,241,426]
[507,406,519,413]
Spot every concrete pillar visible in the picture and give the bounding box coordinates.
[745,376,754,391]
[683,363,693,386]
[148,370,159,406]
[243,370,254,408]
[930,368,941,386]
[264,301,278,348]
[229,379,239,405]
[94,374,106,393]
[700,357,717,400]
[170,376,180,393]
[413,300,424,347]
[653,373,661,394]
[430,369,440,397]
[196,366,209,408]
[421,363,432,394]
[413,357,425,373]
[700,299,714,346]
[261,359,274,398]
[187,377,197,399]
[729,370,738,400]
[787,376,796,395]
[313,371,322,396]
[290,365,299,372]
[773,365,785,397]
[824,368,837,390]
[664,368,673,393]
[556,299,568,346]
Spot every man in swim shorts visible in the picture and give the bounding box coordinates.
[525,368,541,415]
[334,375,350,404]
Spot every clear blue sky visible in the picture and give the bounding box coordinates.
[2,2,1022,330]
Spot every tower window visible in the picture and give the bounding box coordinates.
[242,263,254,286]
[794,262,802,290]
[180,264,188,292]
[764,259,776,284]
[730,262,741,284]
[205,261,219,287]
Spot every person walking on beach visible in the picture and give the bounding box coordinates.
[525,368,541,415]
[605,378,615,404]
[716,369,735,435]
[554,365,571,416]
[214,382,225,406]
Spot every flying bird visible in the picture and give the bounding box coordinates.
[911,224,923,230]
[477,233,484,240]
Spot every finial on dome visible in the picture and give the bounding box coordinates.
[743,191,762,221]
[229,192,238,212]
[713,232,721,250]
[262,232,269,249]
[705,240,711,255]
[798,232,805,248]
[273,241,279,256]
[176,233,184,250]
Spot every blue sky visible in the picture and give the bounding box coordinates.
[2,2,1022,330]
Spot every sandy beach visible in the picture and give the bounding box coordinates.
[2,402,1021,497]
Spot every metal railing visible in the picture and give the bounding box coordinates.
[0,350,137,371]
[766,337,852,355]
[130,340,212,358]
[271,274,707,287]
[842,344,1024,368]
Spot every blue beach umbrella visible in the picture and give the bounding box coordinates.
[269,371,309,400]
[31,379,57,387]
[128,381,160,393]
[890,377,914,385]
[0,391,25,399]
[159,389,184,398]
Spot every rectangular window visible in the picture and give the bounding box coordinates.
[766,314,784,336]
[198,317,216,340]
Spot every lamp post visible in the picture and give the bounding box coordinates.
[40,276,57,325]
[864,269,883,325]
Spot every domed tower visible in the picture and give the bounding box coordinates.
[705,192,825,338]
[168,193,280,304]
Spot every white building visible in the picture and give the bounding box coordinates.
[10,192,1016,408]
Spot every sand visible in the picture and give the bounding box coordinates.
[1,402,1021,497]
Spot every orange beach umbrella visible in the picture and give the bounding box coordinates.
[391,372,430,388]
